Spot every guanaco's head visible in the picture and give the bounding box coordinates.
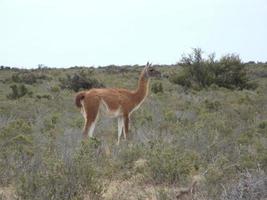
[144,62,161,79]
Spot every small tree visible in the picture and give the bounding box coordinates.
[170,48,250,90]
[59,72,104,92]
[7,84,32,99]
[151,82,164,94]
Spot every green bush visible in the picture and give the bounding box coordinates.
[146,142,200,184]
[59,72,104,92]
[204,99,221,111]
[116,144,144,172]
[170,48,250,90]
[7,84,33,99]
[36,93,52,100]
[0,119,34,185]
[8,72,48,84]
[258,121,267,131]
[151,82,163,94]
[169,70,191,89]
[16,141,104,200]
[215,54,248,89]
[50,85,60,93]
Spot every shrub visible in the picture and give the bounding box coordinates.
[169,70,191,89]
[116,144,144,172]
[16,141,103,200]
[59,73,104,92]
[170,48,250,90]
[146,142,200,184]
[151,82,164,94]
[50,85,60,93]
[8,72,48,84]
[36,94,52,100]
[258,121,267,131]
[0,119,34,185]
[220,171,267,200]
[215,54,248,89]
[204,99,221,111]
[7,84,33,99]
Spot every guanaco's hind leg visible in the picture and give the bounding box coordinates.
[82,97,100,139]
[117,116,124,145]
[123,114,129,140]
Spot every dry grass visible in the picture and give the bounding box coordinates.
[0,186,16,200]
[0,64,266,200]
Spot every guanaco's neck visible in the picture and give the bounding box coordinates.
[133,69,150,105]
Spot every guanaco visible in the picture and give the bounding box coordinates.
[75,62,161,144]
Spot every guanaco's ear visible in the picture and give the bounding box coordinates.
[145,62,149,70]
[146,62,152,68]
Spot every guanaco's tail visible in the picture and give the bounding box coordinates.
[75,92,85,108]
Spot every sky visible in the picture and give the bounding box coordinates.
[1,0,267,68]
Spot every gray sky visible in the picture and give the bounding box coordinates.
[1,0,267,68]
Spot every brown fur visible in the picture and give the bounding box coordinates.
[75,63,161,143]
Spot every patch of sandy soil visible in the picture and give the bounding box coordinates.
[102,174,158,200]
[0,186,16,200]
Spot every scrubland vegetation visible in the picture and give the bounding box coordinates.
[0,49,267,199]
